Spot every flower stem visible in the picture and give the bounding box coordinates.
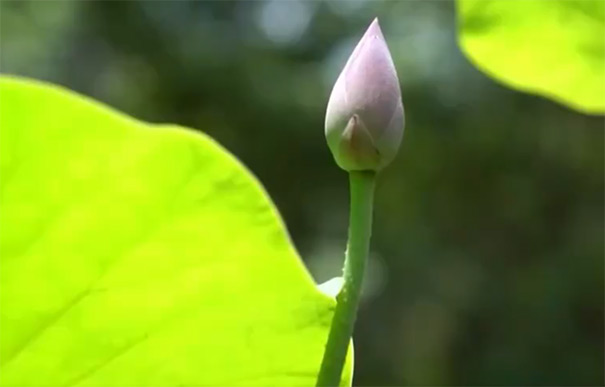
[316,170,376,387]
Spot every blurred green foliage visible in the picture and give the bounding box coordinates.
[1,1,603,386]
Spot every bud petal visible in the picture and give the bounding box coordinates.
[325,18,405,171]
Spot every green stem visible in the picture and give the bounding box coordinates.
[316,170,376,387]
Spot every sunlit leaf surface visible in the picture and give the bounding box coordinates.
[458,0,605,114]
[0,76,351,386]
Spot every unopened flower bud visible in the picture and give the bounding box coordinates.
[325,18,404,171]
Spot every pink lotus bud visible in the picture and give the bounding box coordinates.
[325,18,404,171]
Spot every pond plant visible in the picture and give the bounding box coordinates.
[1,1,603,385]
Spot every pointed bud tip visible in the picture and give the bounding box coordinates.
[367,17,382,36]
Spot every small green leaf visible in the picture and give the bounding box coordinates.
[457,0,605,114]
[0,76,352,386]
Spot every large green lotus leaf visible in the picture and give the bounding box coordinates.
[0,76,351,386]
[457,0,605,114]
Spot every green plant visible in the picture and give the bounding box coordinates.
[0,18,404,387]
[457,0,605,114]
[0,76,352,386]
[2,4,602,385]
[318,19,404,386]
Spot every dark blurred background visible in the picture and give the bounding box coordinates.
[1,1,603,385]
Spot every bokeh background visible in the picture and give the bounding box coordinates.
[1,1,603,385]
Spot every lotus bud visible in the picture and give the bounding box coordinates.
[325,18,404,171]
